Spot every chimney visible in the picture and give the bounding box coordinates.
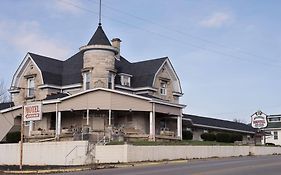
[111,38,121,60]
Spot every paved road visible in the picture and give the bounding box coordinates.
[52,155,281,175]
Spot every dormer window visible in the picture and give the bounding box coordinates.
[27,77,35,97]
[83,71,91,90]
[119,73,132,87]
[160,81,167,95]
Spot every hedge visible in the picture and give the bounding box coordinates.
[6,131,21,143]
[182,130,193,140]
[200,133,216,141]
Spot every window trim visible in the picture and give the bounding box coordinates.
[160,81,167,95]
[27,77,35,98]
[83,71,91,90]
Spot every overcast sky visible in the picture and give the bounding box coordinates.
[0,0,281,122]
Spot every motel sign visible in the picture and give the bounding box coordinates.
[23,103,42,122]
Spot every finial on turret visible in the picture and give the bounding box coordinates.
[98,0,102,26]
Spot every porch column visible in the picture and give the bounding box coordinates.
[149,103,156,141]
[108,109,112,126]
[56,111,61,137]
[28,121,33,136]
[86,109,90,125]
[177,115,182,139]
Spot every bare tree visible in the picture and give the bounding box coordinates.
[0,79,8,103]
[233,118,246,124]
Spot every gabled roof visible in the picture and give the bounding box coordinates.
[115,57,167,87]
[16,25,170,89]
[87,25,111,46]
[0,102,14,110]
[183,114,256,134]
[30,53,63,86]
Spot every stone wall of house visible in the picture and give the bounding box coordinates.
[83,48,116,89]
[153,62,179,103]
[13,60,43,106]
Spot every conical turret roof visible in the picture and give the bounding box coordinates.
[87,25,111,46]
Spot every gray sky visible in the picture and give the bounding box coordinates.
[0,0,281,122]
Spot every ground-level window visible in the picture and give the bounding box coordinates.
[27,77,35,97]
[274,131,278,140]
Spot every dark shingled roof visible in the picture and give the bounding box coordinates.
[87,25,111,46]
[44,93,69,100]
[0,102,14,110]
[183,114,256,133]
[115,57,167,87]
[29,53,63,86]
[28,26,166,88]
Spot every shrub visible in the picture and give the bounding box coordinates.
[201,133,216,141]
[182,130,193,140]
[6,131,21,143]
[216,132,231,143]
[230,133,243,143]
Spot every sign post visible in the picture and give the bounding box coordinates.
[20,102,42,170]
[251,110,268,145]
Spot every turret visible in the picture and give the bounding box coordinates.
[80,25,118,90]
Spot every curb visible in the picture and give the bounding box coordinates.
[2,159,189,174]
[3,167,92,174]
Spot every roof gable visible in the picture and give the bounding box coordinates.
[29,53,63,86]
[115,57,167,88]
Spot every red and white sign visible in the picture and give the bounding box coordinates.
[251,111,268,129]
[23,103,42,122]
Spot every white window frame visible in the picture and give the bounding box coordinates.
[83,71,91,90]
[121,75,131,87]
[160,81,167,95]
[27,77,35,97]
[274,131,278,140]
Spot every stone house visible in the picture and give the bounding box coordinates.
[0,24,185,142]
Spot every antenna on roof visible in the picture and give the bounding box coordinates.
[98,0,102,26]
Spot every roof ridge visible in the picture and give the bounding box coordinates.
[28,52,63,62]
[184,114,248,125]
[131,56,167,64]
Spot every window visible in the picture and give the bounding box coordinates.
[83,71,91,90]
[121,75,131,87]
[274,131,278,140]
[160,81,167,95]
[108,72,114,89]
[27,77,35,97]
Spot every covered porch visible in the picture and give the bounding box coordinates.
[25,88,185,142]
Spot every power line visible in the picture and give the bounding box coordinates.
[90,0,279,64]
[57,0,281,68]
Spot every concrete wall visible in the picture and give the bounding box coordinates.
[94,145,281,163]
[0,141,88,166]
[1,142,281,166]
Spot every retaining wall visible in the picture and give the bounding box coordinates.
[1,141,281,165]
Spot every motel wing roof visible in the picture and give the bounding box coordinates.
[183,114,256,134]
